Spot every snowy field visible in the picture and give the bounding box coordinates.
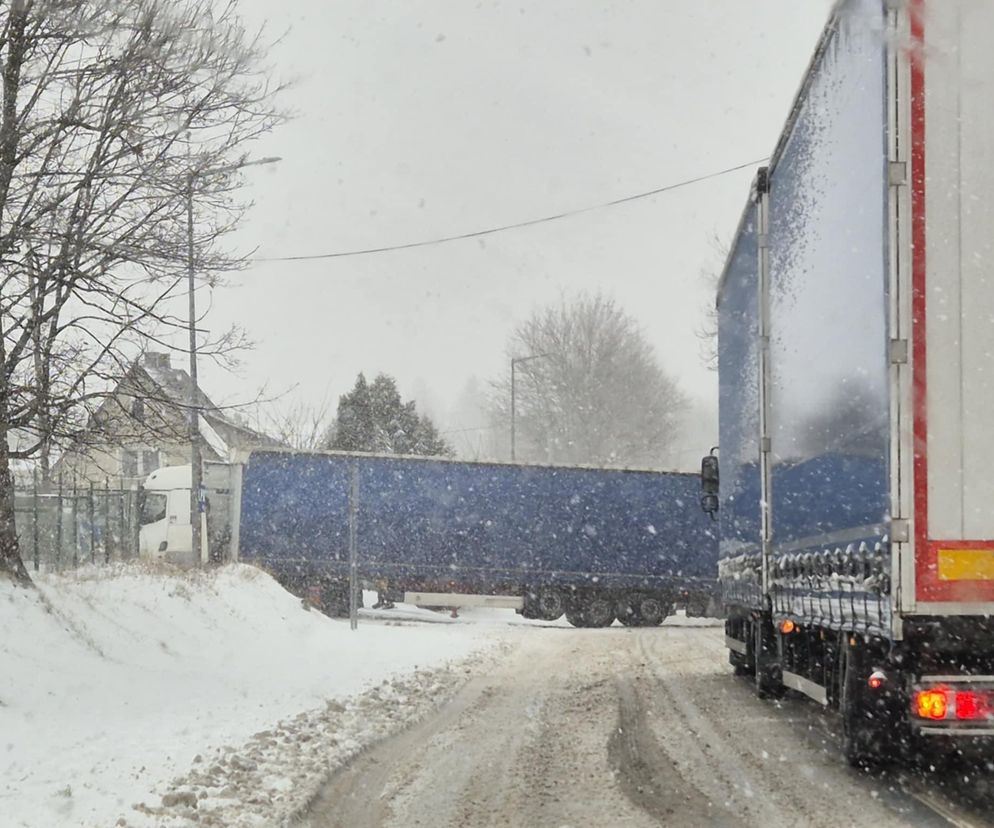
[0,564,503,827]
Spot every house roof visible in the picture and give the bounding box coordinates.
[140,357,218,413]
[134,353,280,459]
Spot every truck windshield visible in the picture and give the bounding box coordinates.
[139,492,167,526]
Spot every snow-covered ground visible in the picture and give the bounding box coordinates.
[0,564,502,828]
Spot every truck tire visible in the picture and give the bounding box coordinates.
[728,619,754,676]
[319,582,362,619]
[583,595,616,627]
[616,593,642,626]
[320,584,349,618]
[617,593,667,627]
[636,595,668,627]
[565,608,587,628]
[730,652,752,676]
[536,588,567,621]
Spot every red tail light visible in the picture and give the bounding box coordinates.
[953,690,994,720]
[915,688,949,720]
[956,691,980,720]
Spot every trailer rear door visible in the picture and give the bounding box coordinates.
[910,0,994,610]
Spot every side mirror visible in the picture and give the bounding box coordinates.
[700,493,719,517]
[701,454,719,495]
[700,452,719,520]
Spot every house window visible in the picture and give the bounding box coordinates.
[131,397,145,422]
[141,450,159,475]
[121,449,139,477]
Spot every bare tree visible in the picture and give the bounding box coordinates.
[0,0,286,585]
[490,293,688,468]
[696,231,729,372]
[251,397,333,452]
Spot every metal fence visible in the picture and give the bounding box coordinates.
[13,475,141,572]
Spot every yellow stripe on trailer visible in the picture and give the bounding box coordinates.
[938,549,994,581]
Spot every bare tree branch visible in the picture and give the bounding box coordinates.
[0,0,287,585]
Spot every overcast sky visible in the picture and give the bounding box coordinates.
[198,0,836,459]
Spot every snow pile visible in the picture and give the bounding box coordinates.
[136,660,497,827]
[0,564,498,828]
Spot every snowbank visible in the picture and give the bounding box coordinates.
[0,564,498,827]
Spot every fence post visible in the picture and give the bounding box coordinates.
[132,485,141,560]
[118,479,126,560]
[72,477,79,568]
[88,480,95,564]
[55,474,64,572]
[32,469,39,572]
[104,478,111,564]
[348,460,359,631]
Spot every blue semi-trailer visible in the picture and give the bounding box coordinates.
[705,0,994,765]
[236,450,717,627]
[139,450,718,628]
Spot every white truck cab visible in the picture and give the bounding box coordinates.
[138,462,236,568]
[138,465,197,568]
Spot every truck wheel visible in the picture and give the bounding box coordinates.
[617,610,640,627]
[320,584,350,618]
[565,608,587,628]
[729,651,752,676]
[616,593,642,626]
[520,590,542,620]
[637,596,667,627]
[582,595,616,628]
[537,588,567,621]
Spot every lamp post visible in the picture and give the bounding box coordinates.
[187,154,281,565]
[510,352,552,462]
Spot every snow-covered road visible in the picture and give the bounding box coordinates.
[9,565,994,827]
[300,624,994,828]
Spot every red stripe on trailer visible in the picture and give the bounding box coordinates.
[910,0,930,600]
[910,0,994,605]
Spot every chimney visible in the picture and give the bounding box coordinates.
[142,352,170,371]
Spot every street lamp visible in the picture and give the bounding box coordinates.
[187,154,281,565]
[510,352,553,462]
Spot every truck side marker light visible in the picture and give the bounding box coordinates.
[779,619,796,634]
[868,671,886,690]
[915,689,948,720]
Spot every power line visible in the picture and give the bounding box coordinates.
[255,157,767,263]
[440,424,500,435]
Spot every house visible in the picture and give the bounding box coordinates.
[54,352,280,486]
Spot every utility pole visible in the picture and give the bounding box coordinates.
[186,152,281,566]
[510,353,553,462]
[187,166,203,567]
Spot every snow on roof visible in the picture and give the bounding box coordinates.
[140,354,217,412]
[137,353,278,454]
[198,414,230,460]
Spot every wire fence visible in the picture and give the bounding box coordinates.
[13,475,141,573]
